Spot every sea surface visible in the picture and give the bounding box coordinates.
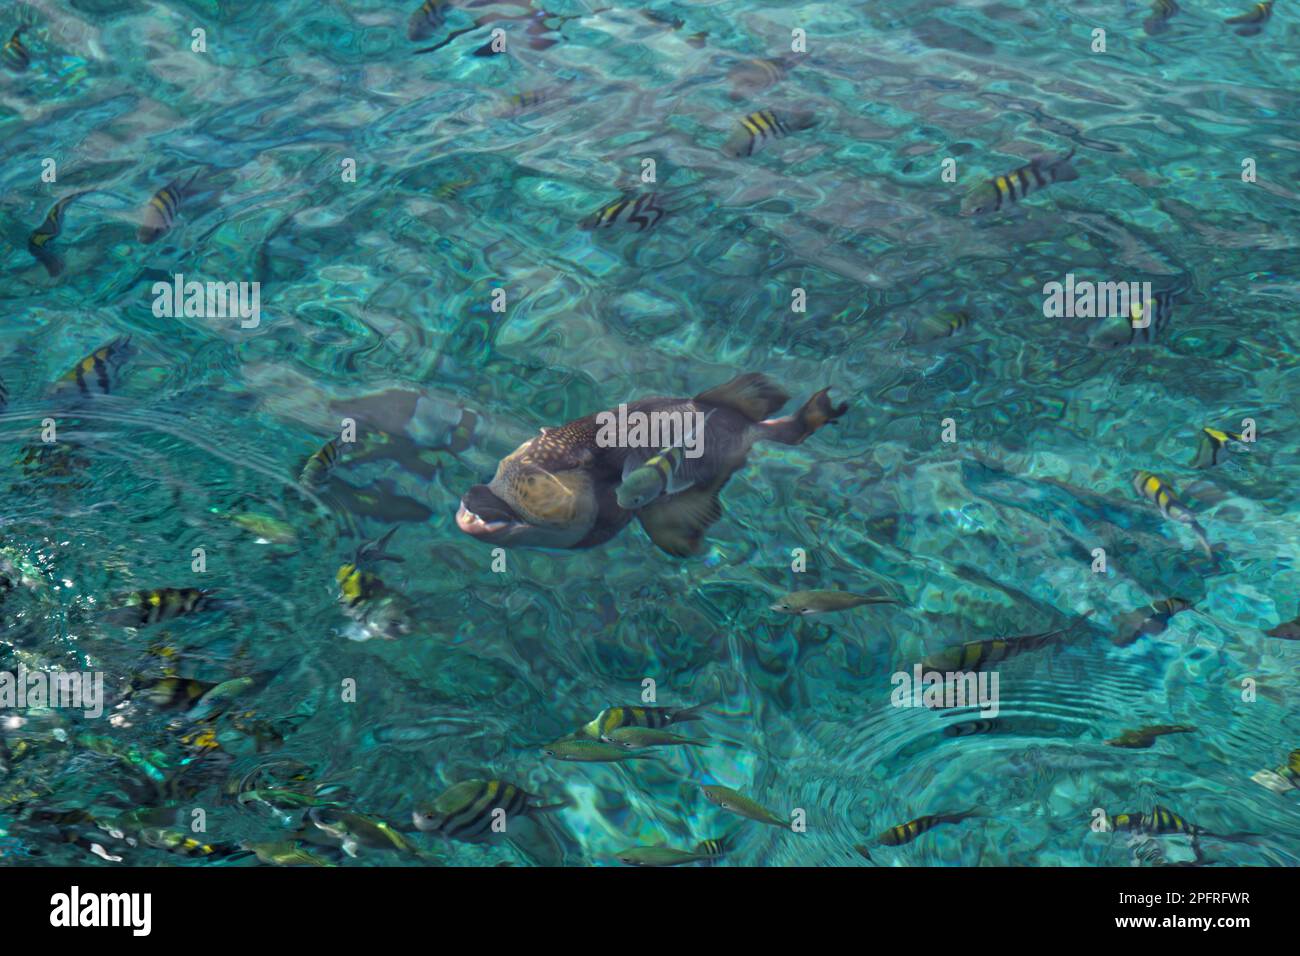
[1,0,1298,867]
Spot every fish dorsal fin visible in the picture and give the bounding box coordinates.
[694,373,789,422]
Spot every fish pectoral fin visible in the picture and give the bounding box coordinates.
[694,373,790,422]
[637,482,725,557]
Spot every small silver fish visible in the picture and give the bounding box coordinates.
[769,590,900,615]
[700,785,786,827]
[542,738,662,762]
[615,839,725,866]
[601,726,708,749]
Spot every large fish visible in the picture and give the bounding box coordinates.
[455,374,847,556]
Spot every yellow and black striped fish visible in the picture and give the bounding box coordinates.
[336,560,384,609]
[721,108,817,158]
[1285,750,1300,784]
[411,779,564,840]
[579,192,667,233]
[299,437,342,488]
[334,527,411,640]
[1112,805,1200,836]
[434,176,475,200]
[28,191,89,278]
[578,702,709,739]
[961,149,1079,215]
[503,89,550,115]
[134,676,221,711]
[336,527,401,607]
[920,612,1093,674]
[53,335,136,399]
[1191,426,1249,468]
[1,28,29,72]
[17,440,88,482]
[407,0,450,42]
[867,809,981,851]
[1123,288,1176,344]
[1087,287,1179,348]
[1132,471,1211,557]
[693,835,729,859]
[28,192,88,252]
[497,84,574,118]
[1225,0,1273,36]
[139,826,237,858]
[107,587,220,628]
[1144,0,1180,35]
[138,172,199,244]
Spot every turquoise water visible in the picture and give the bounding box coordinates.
[1,0,1298,867]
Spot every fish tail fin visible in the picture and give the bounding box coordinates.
[785,109,818,132]
[670,700,713,724]
[1048,148,1079,183]
[31,247,64,278]
[756,387,848,445]
[531,800,570,814]
[201,593,235,613]
[355,526,402,566]
[1191,522,1214,558]
[1191,431,1219,468]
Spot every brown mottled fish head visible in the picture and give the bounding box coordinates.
[456,432,600,548]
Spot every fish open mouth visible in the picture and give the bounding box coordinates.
[456,484,526,537]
